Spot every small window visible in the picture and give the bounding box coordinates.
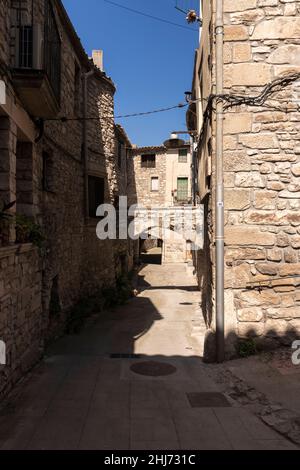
[178,148,188,163]
[151,177,159,192]
[141,154,156,168]
[88,176,105,218]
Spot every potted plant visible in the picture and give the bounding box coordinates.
[0,200,15,247]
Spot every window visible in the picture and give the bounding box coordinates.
[177,177,188,202]
[88,176,105,218]
[178,148,188,163]
[151,177,159,192]
[44,0,61,102]
[141,154,156,168]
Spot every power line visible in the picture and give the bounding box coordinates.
[41,102,187,123]
[103,0,197,32]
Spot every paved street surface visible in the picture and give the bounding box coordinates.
[0,259,297,450]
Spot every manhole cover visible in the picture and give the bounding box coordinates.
[130,361,177,377]
[187,392,231,408]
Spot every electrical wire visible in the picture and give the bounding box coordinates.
[40,73,300,127]
[103,0,198,32]
[42,102,188,123]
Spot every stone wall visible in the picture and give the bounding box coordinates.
[194,0,300,357]
[0,0,134,396]
[0,244,42,398]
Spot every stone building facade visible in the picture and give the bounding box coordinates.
[129,141,192,208]
[0,0,133,398]
[187,0,300,358]
[128,140,193,263]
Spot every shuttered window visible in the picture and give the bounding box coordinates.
[177,177,188,202]
[178,149,188,163]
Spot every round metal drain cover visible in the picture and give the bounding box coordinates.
[130,361,177,377]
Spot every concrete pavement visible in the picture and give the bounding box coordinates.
[0,260,297,450]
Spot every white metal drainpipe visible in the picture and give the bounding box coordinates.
[83,69,95,218]
[215,0,225,363]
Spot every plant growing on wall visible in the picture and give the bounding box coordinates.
[15,214,45,249]
[0,200,15,246]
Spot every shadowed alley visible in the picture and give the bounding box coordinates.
[0,262,296,450]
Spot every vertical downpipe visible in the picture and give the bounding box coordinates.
[215,0,225,362]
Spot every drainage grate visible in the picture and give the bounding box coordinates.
[110,354,142,359]
[130,361,177,377]
[187,392,231,408]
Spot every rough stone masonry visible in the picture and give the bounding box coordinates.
[191,0,300,357]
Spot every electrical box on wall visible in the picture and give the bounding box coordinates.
[0,80,5,105]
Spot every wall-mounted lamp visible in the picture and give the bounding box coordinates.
[185,91,192,103]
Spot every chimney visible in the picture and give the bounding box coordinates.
[92,50,104,71]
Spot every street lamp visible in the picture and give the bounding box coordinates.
[185,91,192,103]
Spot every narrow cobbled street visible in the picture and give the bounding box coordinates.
[0,261,297,450]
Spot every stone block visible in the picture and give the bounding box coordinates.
[291,236,300,249]
[225,264,251,288]
[225,227,276,246]
[279,264,300,277]
[267,181,285,191]
[267,249,282,262]
[224,64,272,87]
[239,133,278,149]
[232,43,252,62]
[291,163,300,177]
[231,10,264,26]
[224,188,251,210]
[237,307,264,322]
[224,113,252,134]
[226,247,266,261]
[284,247,298,264]
[265,319,289,337]
[267,45,300,65]
[235,172,265,188]
[244,210,288,225]
[239,290,281,306]
[224,25,249,41]
[252,17,300,40]
[224,0,257,12]
[267,307,300,319]
[238,322,265,338]
[256,263,279,276]
[224,136,238,150]
[254,190,277,210]
[224,151,251,171]
[279,190,300,199]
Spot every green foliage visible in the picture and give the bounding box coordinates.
[65,275,133,334]
[15,214,45,249]
[65,291,105,334]
[102,274,133,308]
[236,338,257,358]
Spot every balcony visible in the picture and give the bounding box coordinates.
[12,67,60,119]
[11,2,61,119]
